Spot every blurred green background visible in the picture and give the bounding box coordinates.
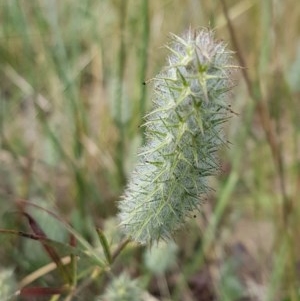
[0,0,300,300]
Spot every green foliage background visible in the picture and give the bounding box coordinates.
[0,0,299,300]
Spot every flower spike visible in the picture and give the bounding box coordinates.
[118,28,237,244]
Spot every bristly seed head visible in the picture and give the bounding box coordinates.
[118,28,237,244]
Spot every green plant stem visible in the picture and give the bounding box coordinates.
[115,0,128,187]
[139,0,149,143]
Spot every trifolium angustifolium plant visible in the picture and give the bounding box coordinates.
[97,272,143,301]
[118,28,237,244]
[144,241,178,275]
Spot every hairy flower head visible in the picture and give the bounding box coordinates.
[118,28,236,244]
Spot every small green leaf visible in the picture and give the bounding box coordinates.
[96,228,112,264]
